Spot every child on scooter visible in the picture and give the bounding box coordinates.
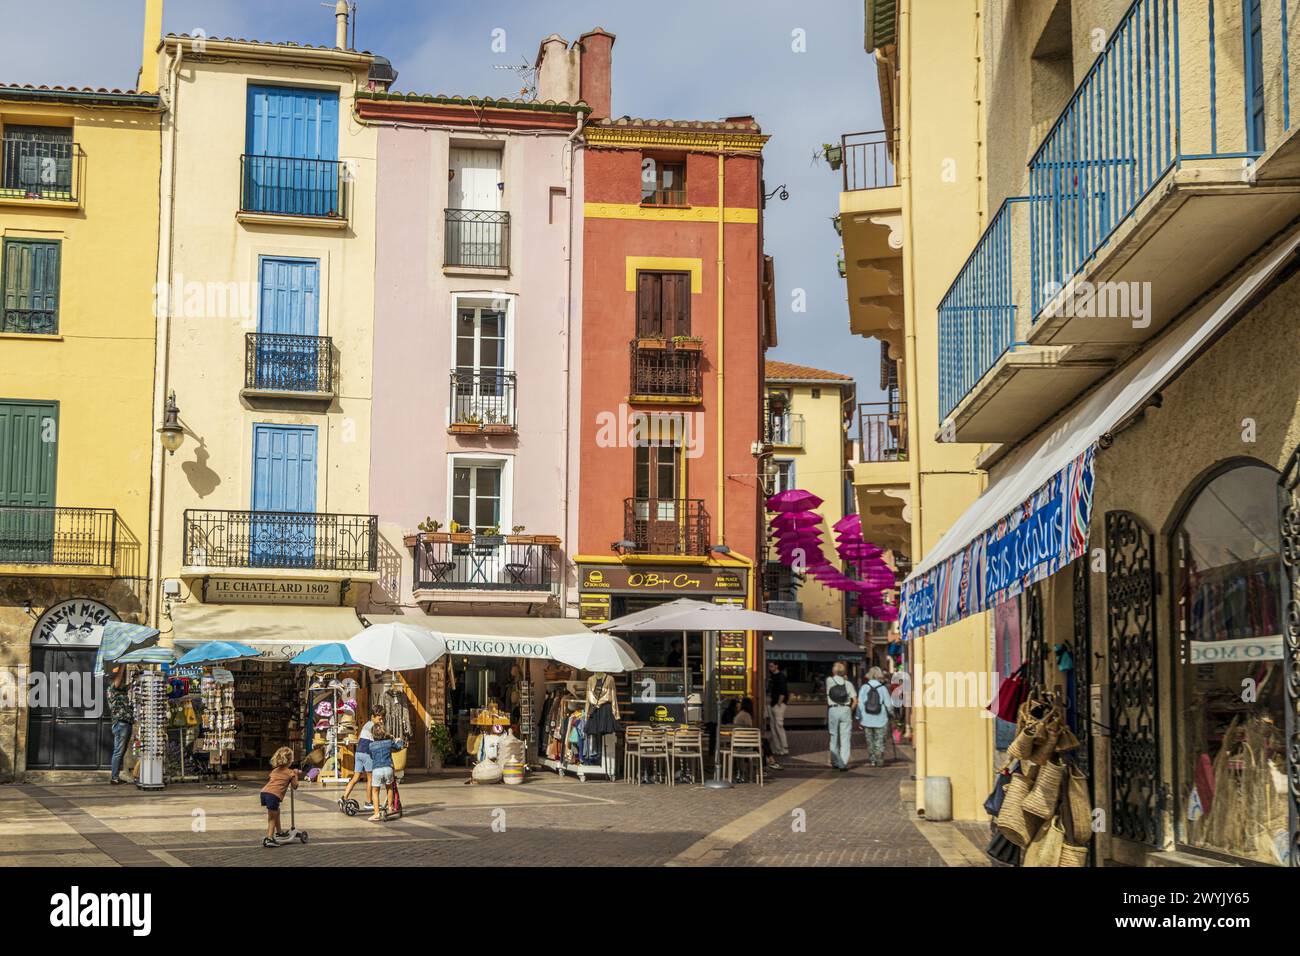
[367,723,405,822]
[260,746,300,848]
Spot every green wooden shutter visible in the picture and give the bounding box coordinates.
[0,400,58,562]
[2,239,61,334]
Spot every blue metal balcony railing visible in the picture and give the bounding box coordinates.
[938,198,1029,421]
[939,0,1299,420]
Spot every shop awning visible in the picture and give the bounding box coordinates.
[764,631,868,661]
[170,604,364,661]
[901,228,1300,641]
[361,613,594,660]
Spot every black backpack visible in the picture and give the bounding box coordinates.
[827,679,851,705]
[863,681,884,716]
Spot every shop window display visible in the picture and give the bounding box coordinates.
[1173,463,1288,865]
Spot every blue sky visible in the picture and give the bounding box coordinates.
[1,0,887,402]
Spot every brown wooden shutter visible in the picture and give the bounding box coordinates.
[636,271,661,336]
[664,272,690,336]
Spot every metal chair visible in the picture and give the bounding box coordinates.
[636,728,670,785]
[622,724,645,782]
[725,727,764,785]
[669,727,704,784]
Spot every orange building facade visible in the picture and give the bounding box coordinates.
[566,44,774,721]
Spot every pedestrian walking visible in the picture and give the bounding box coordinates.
[107,666,133,785]
[367,723,405,821]
[766,660,789,758]
[260,747,300,848]
[856,666,894,767]
[340,704,383,813]
[825,661,856,771]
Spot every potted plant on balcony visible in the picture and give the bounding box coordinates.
[532,533,562,546]
[836,250,847,278]
[449,413,482,435]
[482,408,514,435]
[477,524,504,547]
[429,721,453,773]
[418,517,450,544]
[635,333,667,350]
[506,524,535,545]
[822,142,843,170]
[670,334,704,351]
[448,520,473,545]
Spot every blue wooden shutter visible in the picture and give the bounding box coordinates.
[245,86,340,215]
[255,257,321,390]
[250,424,318,568]
[2,239,61,334]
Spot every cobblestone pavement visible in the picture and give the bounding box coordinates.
[0,731,968,867]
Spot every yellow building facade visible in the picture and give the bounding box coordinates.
[0,84,161,777]
[839,0,993,819]
[764,361,855,636]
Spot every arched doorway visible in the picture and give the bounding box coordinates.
[1171,462,1286,864]
[26,598,119,771]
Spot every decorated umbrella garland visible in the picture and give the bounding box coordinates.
[765,489,899,621]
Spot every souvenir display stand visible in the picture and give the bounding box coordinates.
[307,669,360,785]
[540,679,616,782]
[198,671,236,782]
[133,670,168,790]
[518,678,536,763]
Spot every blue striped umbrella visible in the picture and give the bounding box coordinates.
[288,642,356,666]
[93,622,161,675]
[174,641,260,666]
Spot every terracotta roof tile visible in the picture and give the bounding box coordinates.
[357,91,589,113]
[0,83,150,96]
[765,360,855,382]
[594,115,762,134]
[163,33,374,55]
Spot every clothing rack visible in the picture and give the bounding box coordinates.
[539,678,616,782]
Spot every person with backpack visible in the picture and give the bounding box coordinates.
[856,666,894,768]
[825,661,856,771]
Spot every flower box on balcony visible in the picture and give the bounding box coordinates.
[448,422,481,435]
[671,337,704,352]
[482,423,515,435]
[635,337,667,350]
[531,534,562,546]
[406,531,451,547]
[476,535,505,547]
[506,534,536,545]
[449,532,473,545]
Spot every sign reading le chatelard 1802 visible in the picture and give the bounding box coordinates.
[207,578,341,606]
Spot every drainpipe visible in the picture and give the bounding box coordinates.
[716,153,726,543]
[562,112,587,617]
[148,42,183,632]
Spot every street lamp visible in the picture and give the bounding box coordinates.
[157,391,185,456]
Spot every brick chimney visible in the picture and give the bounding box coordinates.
[577,28,615,118]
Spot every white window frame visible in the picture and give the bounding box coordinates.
[447,452,513,533]
[448,292,515,427]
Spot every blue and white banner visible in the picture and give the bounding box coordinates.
[900,445,1095,641]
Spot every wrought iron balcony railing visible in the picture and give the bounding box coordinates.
[1,137,78,202]
[240,154,346,219]
[624,498,710,556]
[857,401,908,463]
[840,129,898,192]
[765,600,804,621]
[768,413,805,447]
[938,197,1031,422]
[244,333,334,394]
[629,340,704,400]
[183,509,378,572]
[939,0,1300,422]
[448,368,517,431]
[444,209,510,270]
[412,536,556,591]
[1,308,58,335]
[0,506,116,567]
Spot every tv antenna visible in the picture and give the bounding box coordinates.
[492,56,538,101]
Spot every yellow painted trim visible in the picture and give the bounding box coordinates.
[586,202,758,224]
[0,333,62,342]
[626,394,703,406]
[574,553,749,568]
[585,127,767,152]
[0,197,80,211]
[236,211,349,230]
[625,256,703,293]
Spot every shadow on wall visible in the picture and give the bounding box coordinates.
[181,438,221,498]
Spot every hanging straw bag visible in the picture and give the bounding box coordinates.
[1023,816,1066,867]
[1023,758,1065,819]
[1065,763,1092,843]
[1007,700,1043,760]
[995,772,1039,848]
